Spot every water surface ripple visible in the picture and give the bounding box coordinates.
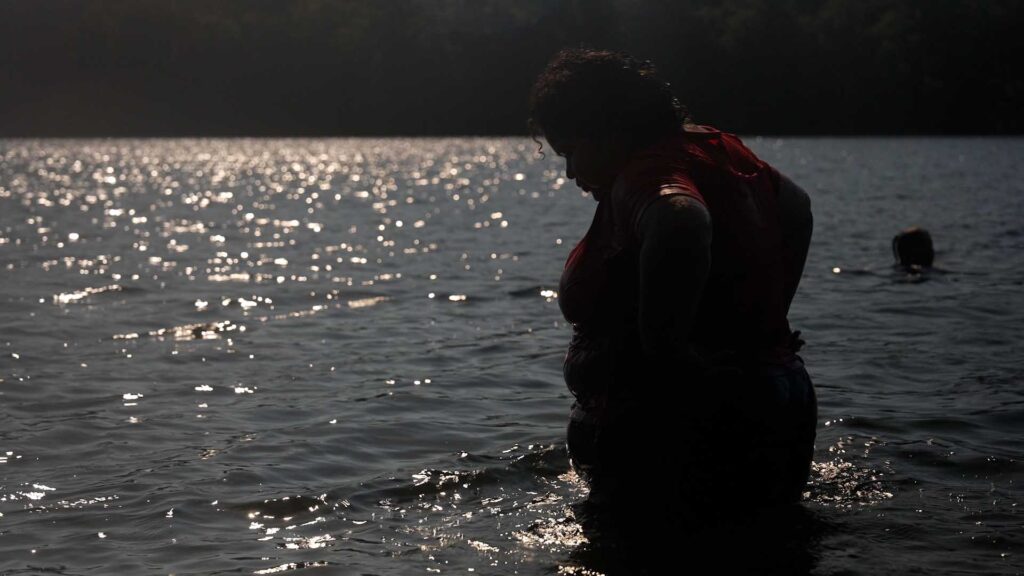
[0,137,1021,575]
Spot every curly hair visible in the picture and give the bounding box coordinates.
[528,48,688,150]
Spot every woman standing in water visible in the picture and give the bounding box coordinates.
[529,49,817,523]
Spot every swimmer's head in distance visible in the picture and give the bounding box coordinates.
[893,226,934,269]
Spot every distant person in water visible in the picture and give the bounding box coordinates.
[893,227,934,271]
[529,48,817,523]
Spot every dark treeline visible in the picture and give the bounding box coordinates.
[1,0,1021,136]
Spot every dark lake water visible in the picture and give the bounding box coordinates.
[0,137,1021,575]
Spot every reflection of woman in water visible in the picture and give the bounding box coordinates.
[529,49,817,522]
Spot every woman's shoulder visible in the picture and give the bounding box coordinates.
[683,126,773,179]
[613,132,695,192]
[682,123,721,135]
[608,133,708,239]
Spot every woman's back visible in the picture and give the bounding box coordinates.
[582,127,798,362]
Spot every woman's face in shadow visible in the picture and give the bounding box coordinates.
[547,135,627,202]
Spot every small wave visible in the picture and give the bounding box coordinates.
[253,304,332,323]
[253,561,332,575]
[805,458,894,508]
[508,285,559,300]
[513,510,588,550]
[53,283,122,304]
[424,291,478,303]
[113,319,243,341]
[346,296,388,309]
[110,299,380,342]
[219,443,577,565]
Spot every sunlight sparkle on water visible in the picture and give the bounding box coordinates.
[15,139,942,573]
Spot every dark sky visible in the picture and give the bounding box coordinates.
[1,0,1021,136]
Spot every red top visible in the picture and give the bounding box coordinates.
[559,126,793,364]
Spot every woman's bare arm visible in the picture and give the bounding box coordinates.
[776,173,813,314]
[635,192,712,362]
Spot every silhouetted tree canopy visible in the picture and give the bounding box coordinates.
[1,0,1020,136]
